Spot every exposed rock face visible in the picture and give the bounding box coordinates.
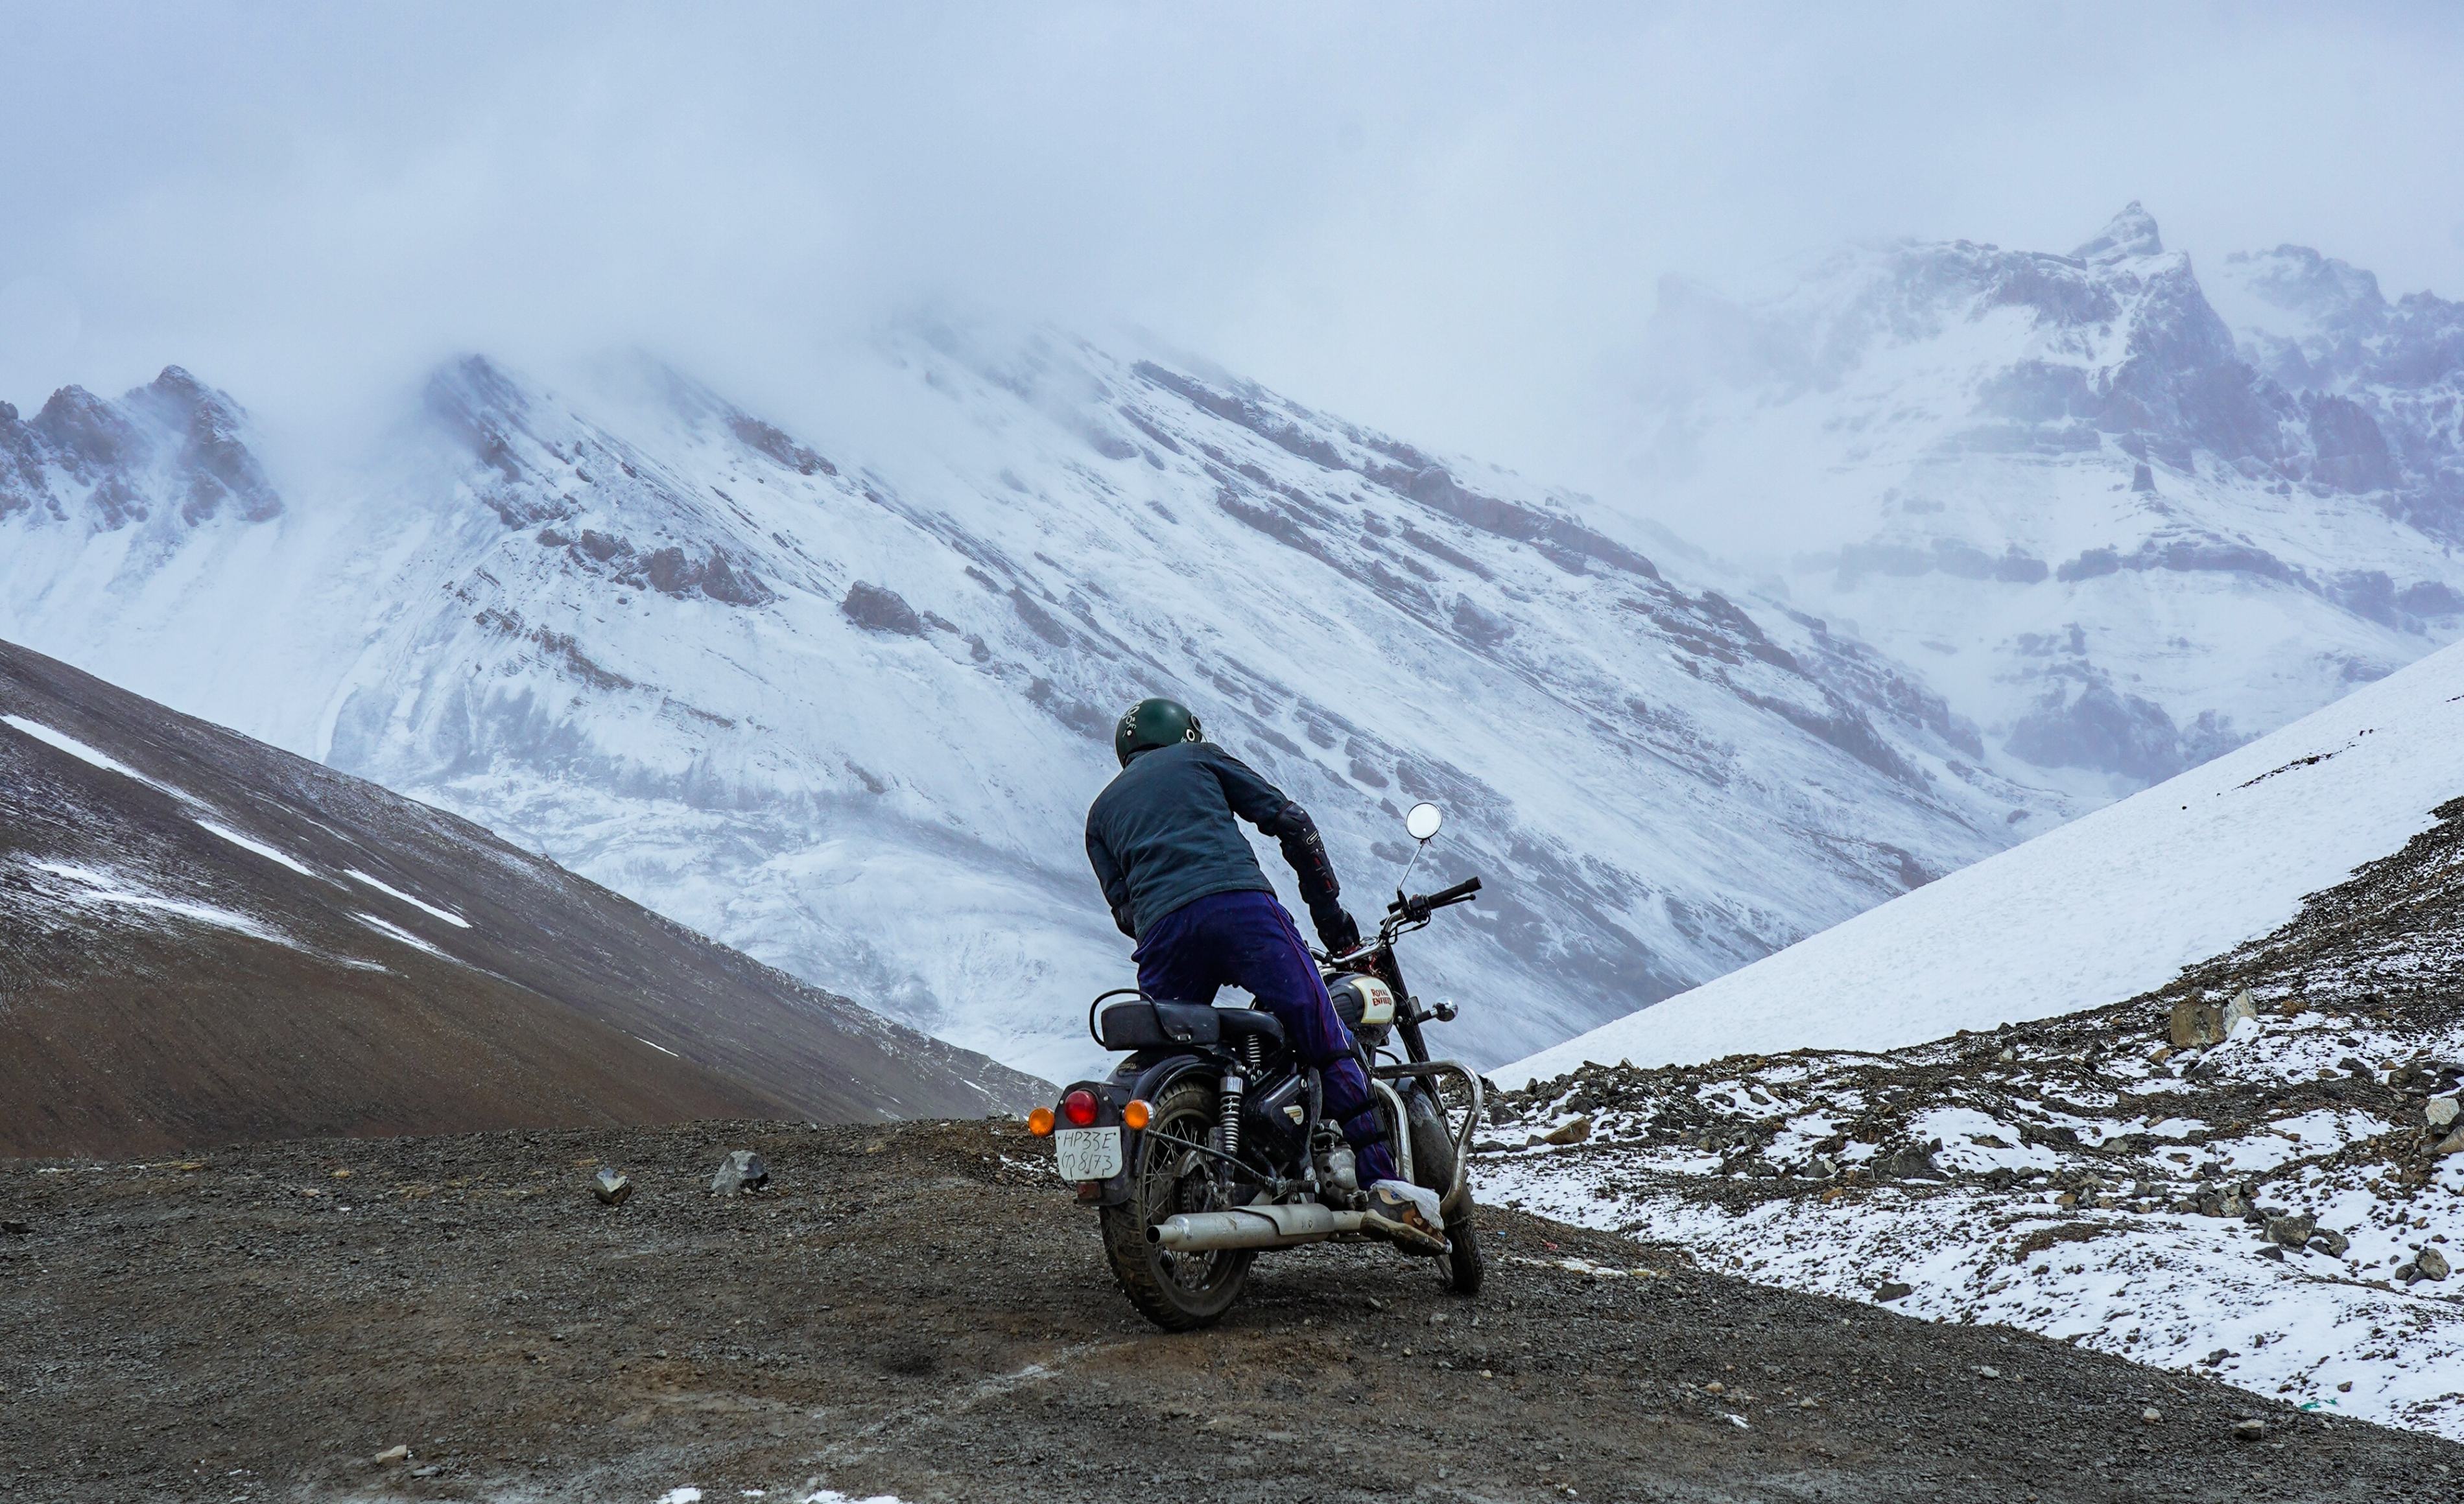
[0,366,279,532]
[841,582,925,637]
[2220,242,2464,528]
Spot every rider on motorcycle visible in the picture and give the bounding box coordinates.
[1085,697,1443,1237]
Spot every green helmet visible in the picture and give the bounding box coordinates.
[1115,697,1202,767]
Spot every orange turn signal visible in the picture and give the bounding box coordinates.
[1122,1098,1153,1131]
[1026,1106,1056,1137]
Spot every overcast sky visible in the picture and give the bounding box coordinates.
[3,2,2460,487]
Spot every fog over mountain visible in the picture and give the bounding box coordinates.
[6,5,2463,489]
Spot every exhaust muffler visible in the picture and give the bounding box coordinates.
[1150,1203,1363,1251]
[1150,1201,1447,1255]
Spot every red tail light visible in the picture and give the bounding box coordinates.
[1061,1088,1100,1127]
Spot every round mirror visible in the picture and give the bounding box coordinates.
[1404,802,1443,842]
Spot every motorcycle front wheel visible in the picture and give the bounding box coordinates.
[1408,1083,1486,1296]
[1098,1079,1253,1331]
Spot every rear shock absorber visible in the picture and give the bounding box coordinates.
[1217,1070,1246,1164]
[1218,1035,1267,1165]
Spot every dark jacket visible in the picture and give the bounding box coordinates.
[1085,740,1350,945]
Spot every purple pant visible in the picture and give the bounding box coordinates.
[1134,888,1397,1185]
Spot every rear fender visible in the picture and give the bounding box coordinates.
[1067,1050,1226,1208]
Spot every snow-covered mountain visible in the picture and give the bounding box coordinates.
[1500,633,2464,1085]
[0,334,2052,1080]
[1613,204,2464,799]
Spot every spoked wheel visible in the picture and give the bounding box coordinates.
[1098,1079,1253,1330]
[1407,1081,1486,1296]
[1437,1197,1485,1295]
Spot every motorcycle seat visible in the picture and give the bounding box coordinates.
[1097,998,1286,1052]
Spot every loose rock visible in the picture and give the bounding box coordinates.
[2141,1407,2162,1424]
[2265,1214,2316,1249]
[592,1167,633,1206]
[1873,1281,1913,1302]
[2428,1096,2459,1129]
[2435,1127,2464,1158]
[374,1444,409,1464]
[2168,998,2225,1049]
[2308,1228,2351,1258]
[2419,1247,2452,1282]
[709,1149,770,1195]
[1543,1118,1593,1147]
[0,1219,29,1235]
[2233,1419,2266,1442]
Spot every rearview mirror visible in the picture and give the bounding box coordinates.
[1404,802,1443,842]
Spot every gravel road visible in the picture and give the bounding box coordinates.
[5,1118,2458,1502]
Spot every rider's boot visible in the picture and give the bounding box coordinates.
[1364,1179,1445,1247]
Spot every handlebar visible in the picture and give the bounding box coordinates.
[1386,875,1482,924]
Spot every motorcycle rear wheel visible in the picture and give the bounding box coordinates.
[1099,1079,1253,1331]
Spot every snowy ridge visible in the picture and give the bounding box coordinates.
[1502,636,2464,1087]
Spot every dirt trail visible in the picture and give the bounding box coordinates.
[4,1118,2458,1503]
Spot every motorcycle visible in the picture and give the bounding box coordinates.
[1029,800,1486,1330]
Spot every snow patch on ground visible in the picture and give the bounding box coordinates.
[1485,978,2464,1444]
[345,868,472,928]
[21,860,290,945]
[3,714,199,806]
[195,819,322,878]
[350,911,456,959]
[651,1490,905,1503]
[1484,1148,2464,1439]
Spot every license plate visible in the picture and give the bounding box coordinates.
[1054,1125,1123,1181]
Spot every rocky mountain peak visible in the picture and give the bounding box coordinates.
[30,385,143,475]
[2072,200,2164,264]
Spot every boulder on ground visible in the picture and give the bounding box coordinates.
[2418,1247,2451,1282]
[1543,1117,1593,1146]
[2265,1214,2316,1249]
[2428,1095,2460,1129]
[592,1167,633,1206]
[2168,998,2225,1048]
[709,1149,770,1195]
